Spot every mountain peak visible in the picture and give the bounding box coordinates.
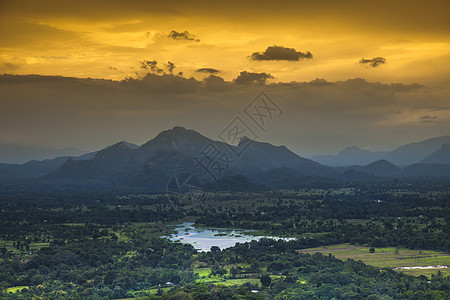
[154,126,200,140]
[115,141,131,149]
[346,145,362,151]
[338,145,367,156]
[172,126,188,131]
[94,141,135,161]
[140,126,212,157]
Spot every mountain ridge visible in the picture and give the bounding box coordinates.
[311,136,450,167]
[2,127,450,189]
[421,143,450,164]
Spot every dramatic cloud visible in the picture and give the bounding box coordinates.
[360,57,386,68]
[250,46,313,61]
[234,71,273,85]
[196,68,221,74]
[167,30,199,42]
[0,1,449,83]
[1,73,448,155]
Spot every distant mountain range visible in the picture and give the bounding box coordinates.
[42,127,329,190]
[0,127,449,190]
[311,136,450,167]
[421,143,450,164]
[0,141,138,180]
[0,144,87,164]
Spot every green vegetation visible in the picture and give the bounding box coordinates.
[0,185,449,298]
[5,286,29,294]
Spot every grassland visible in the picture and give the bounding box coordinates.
[298,243,450,277]
[6,286,29,293]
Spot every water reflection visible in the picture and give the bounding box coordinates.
[168,222,295,252]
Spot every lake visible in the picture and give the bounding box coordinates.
[168,222,295,252]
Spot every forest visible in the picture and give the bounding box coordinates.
[0,182,449,299]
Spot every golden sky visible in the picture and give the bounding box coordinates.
[1,0,449,84]
[0,0,449,155]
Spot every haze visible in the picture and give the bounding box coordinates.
[0,0,449,157]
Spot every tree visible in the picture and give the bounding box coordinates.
[210,246,221,253]
[260,275,271,287]
[104,270,117,284]
[369,247,375,253]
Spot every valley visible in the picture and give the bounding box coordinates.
[1,185,449,299]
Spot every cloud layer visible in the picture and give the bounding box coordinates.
[250,46,313,61]
[1,73,448,156]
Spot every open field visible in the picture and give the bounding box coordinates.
[6,286,29,294]
[194,267,262,286]
[298,243,450,277]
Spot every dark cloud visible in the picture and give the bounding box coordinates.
[250,45,313,61]
[419,115,437,123]
[233,71,273,85]
[359,57,386,68]
[140,60,176,74]
[108,66,118,71]
[196,68,221,74]
[124,73,200,93]
[167,30,199,42]
[139,60,163,73]
[1,73,448,155]
[166,61,175,74]
[203,75,228,91]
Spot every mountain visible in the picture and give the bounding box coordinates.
[311,136,450,167]
[139,126,214,158]
[0,144,86,164]
[311,146,386,167]
[0,142,129,180]
[3,127,450,189]
[44,126,327,188]
[0,152,96,180]
[236,137,329,175]
[343,160,402,177]
[44,127,219,182]
[384,136,450,166]
[44,142,142,181]
[420,143,450,164]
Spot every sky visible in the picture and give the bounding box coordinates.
[0,0,449,157]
